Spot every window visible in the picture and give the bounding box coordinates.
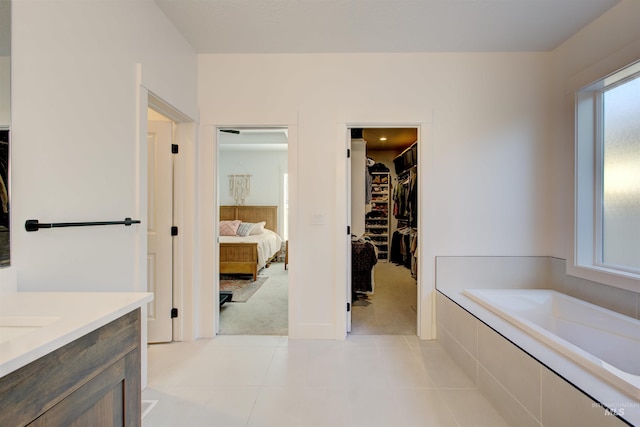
[283,172,289,241]
[574,60,640,286]
[601,75,640,271]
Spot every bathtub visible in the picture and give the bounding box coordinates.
[463,289,640,399]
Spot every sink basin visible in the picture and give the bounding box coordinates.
[0,316,60,344]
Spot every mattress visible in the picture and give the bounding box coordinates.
[219,229,283,269]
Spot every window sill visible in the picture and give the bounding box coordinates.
[567,263,640,294]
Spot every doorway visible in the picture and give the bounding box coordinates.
[216,127,289,335]
[143,91,196,344]
[348,127,419,335]
[146,108,175,343]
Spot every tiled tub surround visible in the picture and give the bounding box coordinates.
[435,257,640,321]
[435,256,640,427]
[464,289,640,400]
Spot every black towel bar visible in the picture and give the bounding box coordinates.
[25,218,141,232]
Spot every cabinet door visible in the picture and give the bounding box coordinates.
[28,349,140,427]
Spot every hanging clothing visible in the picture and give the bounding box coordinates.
[351,238,377,295]
[393,176,409,219]
[392,170,418,227]
[408,173,418,227]
[369,162,390,172]
[365,170,373,204]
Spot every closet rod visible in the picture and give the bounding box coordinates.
[396,165,417,179]
[25,217,141,232]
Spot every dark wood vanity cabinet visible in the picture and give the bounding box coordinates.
[0,309,142,427]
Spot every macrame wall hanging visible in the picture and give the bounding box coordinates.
[229,174,251,205]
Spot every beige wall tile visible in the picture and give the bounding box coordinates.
[436,291,447,329]
[418,345,476,389]
[440,328,478,386]
[443,295,478,358]
[540,367,629,427]
[478,365,540,427]
[478,322,541,417]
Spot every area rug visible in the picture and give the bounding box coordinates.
[220,276,268,302]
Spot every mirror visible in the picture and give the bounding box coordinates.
[0,0,9,267]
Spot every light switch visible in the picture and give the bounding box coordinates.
[311,214,324,225]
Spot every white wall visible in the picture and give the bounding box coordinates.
[350,139,366,237]
[7,0,635,339]
[11,0,197,291]
[547,0,640,295]
[198,52,554,338]
[0,56,8,125]
[218,148,288,233]
[549,0,640,261]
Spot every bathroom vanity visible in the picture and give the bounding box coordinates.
[0,292,152,426]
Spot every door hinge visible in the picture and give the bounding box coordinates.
[347,225,351,235]
[171,226,178,236]
[347,302,351,312]
[171,144,179,154]
[171,308,178,318]
[347,148,351,158]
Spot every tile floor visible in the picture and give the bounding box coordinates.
[143,335,510,427]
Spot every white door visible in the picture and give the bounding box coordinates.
[147,120,174,343]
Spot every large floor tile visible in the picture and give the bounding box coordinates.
[417,345,476,389]
[247,386,351,427]
[262,346,309,386]
[143,335,509,426]
[439,388,510,427]
[347,385,402,427]
[143,385,260,427]
[393,388,458,427]
[378,347,435,388]
[174,346,276,386]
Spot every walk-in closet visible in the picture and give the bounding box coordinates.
[350,128,418,335]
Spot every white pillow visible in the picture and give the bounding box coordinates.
[236,222,254,237]
[249,221,266,235]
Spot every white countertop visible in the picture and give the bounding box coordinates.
[0,292,153,377]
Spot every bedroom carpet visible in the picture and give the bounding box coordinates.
[219,262,288,335]
[220,276,269,302]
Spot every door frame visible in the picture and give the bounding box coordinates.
[198,122,298,338]
[338,122,432,339]
[213,126,291,334]
[137,86,196,343]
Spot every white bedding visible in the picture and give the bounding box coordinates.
[219,229,283,269]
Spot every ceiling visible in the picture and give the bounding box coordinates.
[154,0,620,54]
[154,1,619,151]
[219,127,289,151]
[361,128,417,152]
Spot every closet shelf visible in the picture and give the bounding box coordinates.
[365,171,391,261]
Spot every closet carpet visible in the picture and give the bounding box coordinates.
[219,262,288,336]
[351,261,417,335]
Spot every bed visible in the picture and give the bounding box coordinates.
[219,205,283,281]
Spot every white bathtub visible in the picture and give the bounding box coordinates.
[463,289,640,399]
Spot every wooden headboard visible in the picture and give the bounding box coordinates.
[220,206,278,234]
